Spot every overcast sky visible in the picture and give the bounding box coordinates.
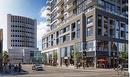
[0,0,49,50]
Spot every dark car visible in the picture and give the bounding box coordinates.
[32,64,43,71]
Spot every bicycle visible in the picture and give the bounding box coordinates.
[114,64,125,76]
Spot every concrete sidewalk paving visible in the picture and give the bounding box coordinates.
[44,65,129,76]
[44,65,115,72]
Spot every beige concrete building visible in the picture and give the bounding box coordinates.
[42,0,128,68]
[7,14,38,64]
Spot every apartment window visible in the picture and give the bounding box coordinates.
[76,20,80,39]
[98,0,105,8]
[66,26,70,32]
[71,32,76,40]
[86,6,94,12]
[115,20,119,30]
[63,35,66,42]
[120,31,125,38]
[120,23,125,31]
[119,43,125,52]
[86,40,95,51]
[104,17,108,36]
[126,24,128,32]
[86,16,93,24]
[97,15,102,35]
[97,41,108,51]
[86,27,93,36]
[66,34,70,41]
[115,30,120,38]
[63,28,66,33]
[110,19,115,37]
[60,36,63,44]
[71,22,76,31]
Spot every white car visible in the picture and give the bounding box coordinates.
[32,64,43,71]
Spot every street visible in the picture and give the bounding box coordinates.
[0,64,129,77]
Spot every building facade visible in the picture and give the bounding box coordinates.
[7,14,38,64]
[0,29,3,71]
[42,0,128,68]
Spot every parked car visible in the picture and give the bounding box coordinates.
[32,64,43,71]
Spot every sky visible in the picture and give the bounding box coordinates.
[0,0,49,50]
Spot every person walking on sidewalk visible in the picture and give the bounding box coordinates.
[18,63,22,72]
[8,63,12,73]
[76,61,80,69]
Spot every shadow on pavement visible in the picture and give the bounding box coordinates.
[0,69,29,76]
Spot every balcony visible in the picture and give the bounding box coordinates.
[46,0,51,6]
[56,0,64,6]
[57,6,64,12]
[57,12,64,19]
[64,0,75,4]
[46,12,51,16]
[64,12,75,20]
[46,6,51,10]
[64,4,75,12]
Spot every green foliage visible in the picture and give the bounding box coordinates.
[3,51,9,64]
[42,53,47,61]
[53,51,58,60]
[0,53,2,59]
[119,51,128,60]
[72,45,80,61]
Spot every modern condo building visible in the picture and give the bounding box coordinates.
[7,14,38,64]
[42,0,128,68]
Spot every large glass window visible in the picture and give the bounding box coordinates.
[120,31,125,39]
[60,48,65,57]
[66,34,70,41]
[126,32,128,40]
[126,24,128,32]
[120,23,125,31]
[71,22,76,31]
[86,27,93,36]
[96,41,109,51]
[119,43,125,52]
[86,40,95,51]
[104,17,108,36]
[115,20,119,30]
[86,16,93,24]
[76,20,80,39]
[97,15,102,35]
[110,19,115,37]
[116,30,120,38]
[98,0,105,8]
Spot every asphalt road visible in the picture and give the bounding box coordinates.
[0,64,129,77]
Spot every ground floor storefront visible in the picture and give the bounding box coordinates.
[42,47,120,68]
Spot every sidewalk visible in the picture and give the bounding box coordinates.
[44,65,115,72]
[44,65,129,76]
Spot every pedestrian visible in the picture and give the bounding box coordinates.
[76,61,80,69]
[78,62,80,68]
[76,61,78,69]
[8,63,12,73]
[18,63,22,72]
[83,61,85,69]
[14,65,18,72]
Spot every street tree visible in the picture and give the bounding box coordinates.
[3,51,9,65]
[71,45,80,65]
[53,51,58,66]
[119,44,128,63]
[42,53,47,64]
